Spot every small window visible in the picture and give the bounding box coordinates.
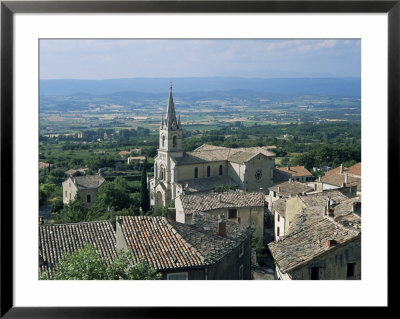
[194,167,198,178]
[277,214,280,222]
[239,243,244,257]
[167,272,188,280]
[86,194,91,203]
[347,263,356,278]
[239,264,244,280]
[311,267,320,280]
[69,193,71,200]
[277,226,280,237]
[228,209,237,219]
[273,191,277,197]
[207,166,211,177]
[173,135,177,147]
[162,135,165,148]
[219,165,223,176]
[65,191,67,198]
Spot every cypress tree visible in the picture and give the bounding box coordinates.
[140,158,150,214]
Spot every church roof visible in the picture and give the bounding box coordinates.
[174,144,275,165]
[71,174,106,189]
[180,176,238,193]
[162,85,180,130]
[275,165,313,177]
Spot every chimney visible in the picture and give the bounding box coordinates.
[326,196,334,217]
[318,177,321,182]
[277,186,280,192]
[340,163,344,174]
[345,173,349,184]
[218,215,226,237]
[39,216,44,225]
[168,208,176,221]
[287,165,290,171]
[352,201,361,216]
[218,194,222,202]
[314,183,317,191]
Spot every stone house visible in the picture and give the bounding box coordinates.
[62,174,106,207]
[267,179,314,209]
[39,220,117,278]
[273,165,314,183]
[149,86,276,207]
[115,214,254,280]
[127,156,146,165]
[174,191,267,240]
[268,199,361,280]
[321,163,361,195]
[273,188,352,240]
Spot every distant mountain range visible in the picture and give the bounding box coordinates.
[40,77,361,97]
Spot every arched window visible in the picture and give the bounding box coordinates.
[194,167,198,178]
[162,135,165,148]
[219,165,223,176]
[207,166,211,177]
[87,194,91,203]
[173,135,177,148]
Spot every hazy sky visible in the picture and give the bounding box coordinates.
[39,39,361,80]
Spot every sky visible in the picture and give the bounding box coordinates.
[39,39,361,80]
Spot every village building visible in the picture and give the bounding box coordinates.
[267,179,314,208]
[174,191,268,240]
[127,156,146,165]
[273,165,313,183]
[149,86,276,207]
[130,148,142,155]
[118,150,131,158]
[39,220,117,278]
[62,174,106,207]
[272,188,354,240]
[320,162,361,195]
[268,198,361,280]
[64,167,88,177]
[115,214,254,280]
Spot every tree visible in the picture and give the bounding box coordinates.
[140,158,150,214]
[40,244,161,280]
[54,195,88,224]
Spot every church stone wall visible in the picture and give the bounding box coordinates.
[246,156,274,191]
[175,161,227,182]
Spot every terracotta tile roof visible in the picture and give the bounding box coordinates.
[270,181,314,197]
[275,166,313,177]
[179,191,265,215]
[268,214,361,273]
[321,174,361,191]
[324,162,361,178]
[39,221,117,278]
[180,176,238,193]
[39,162,52,169]
[73,174,106,189]
[117,214,253,271]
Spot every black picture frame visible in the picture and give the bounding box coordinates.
[1,0,395,317]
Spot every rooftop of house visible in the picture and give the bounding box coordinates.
[69,174,106,189]
[117,214,253,271]
[39,220,117,278]
[64,168,88,177]
[269,180,314,197]
[268,210,361,274]
[179,176,238,193]
[272,198,287,216]
[178,191,265,215]
[325,162,361,178]
[173,144,275,165]
[275,165,313,177]
[298,189,349,208]
[321,173,361,191]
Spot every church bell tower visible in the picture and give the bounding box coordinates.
[159,85,183,158]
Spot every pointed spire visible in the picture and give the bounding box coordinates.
[166,84,178,129]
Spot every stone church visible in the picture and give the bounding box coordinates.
[149,86,276,207]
